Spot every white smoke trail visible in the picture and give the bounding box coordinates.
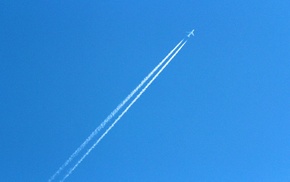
[60,40,187,182]
[48,40,184,182]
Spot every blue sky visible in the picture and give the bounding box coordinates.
[1,0,290,181]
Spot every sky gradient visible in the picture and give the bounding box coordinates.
[1,0,290,181]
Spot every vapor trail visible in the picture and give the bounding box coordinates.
[48,40,184,182]
[60,40,187,182]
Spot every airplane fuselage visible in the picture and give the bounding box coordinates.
[187,29,195,37]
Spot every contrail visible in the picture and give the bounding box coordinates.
[48,40,184,182]
[60,40,187,182]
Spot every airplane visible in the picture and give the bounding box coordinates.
[187,29,195,37]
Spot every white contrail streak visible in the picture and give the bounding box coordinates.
[60,40,187,182]
[48,40,184,182]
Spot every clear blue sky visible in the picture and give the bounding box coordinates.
[1,0,290,181]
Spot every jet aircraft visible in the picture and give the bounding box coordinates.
[187,29,195,37]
